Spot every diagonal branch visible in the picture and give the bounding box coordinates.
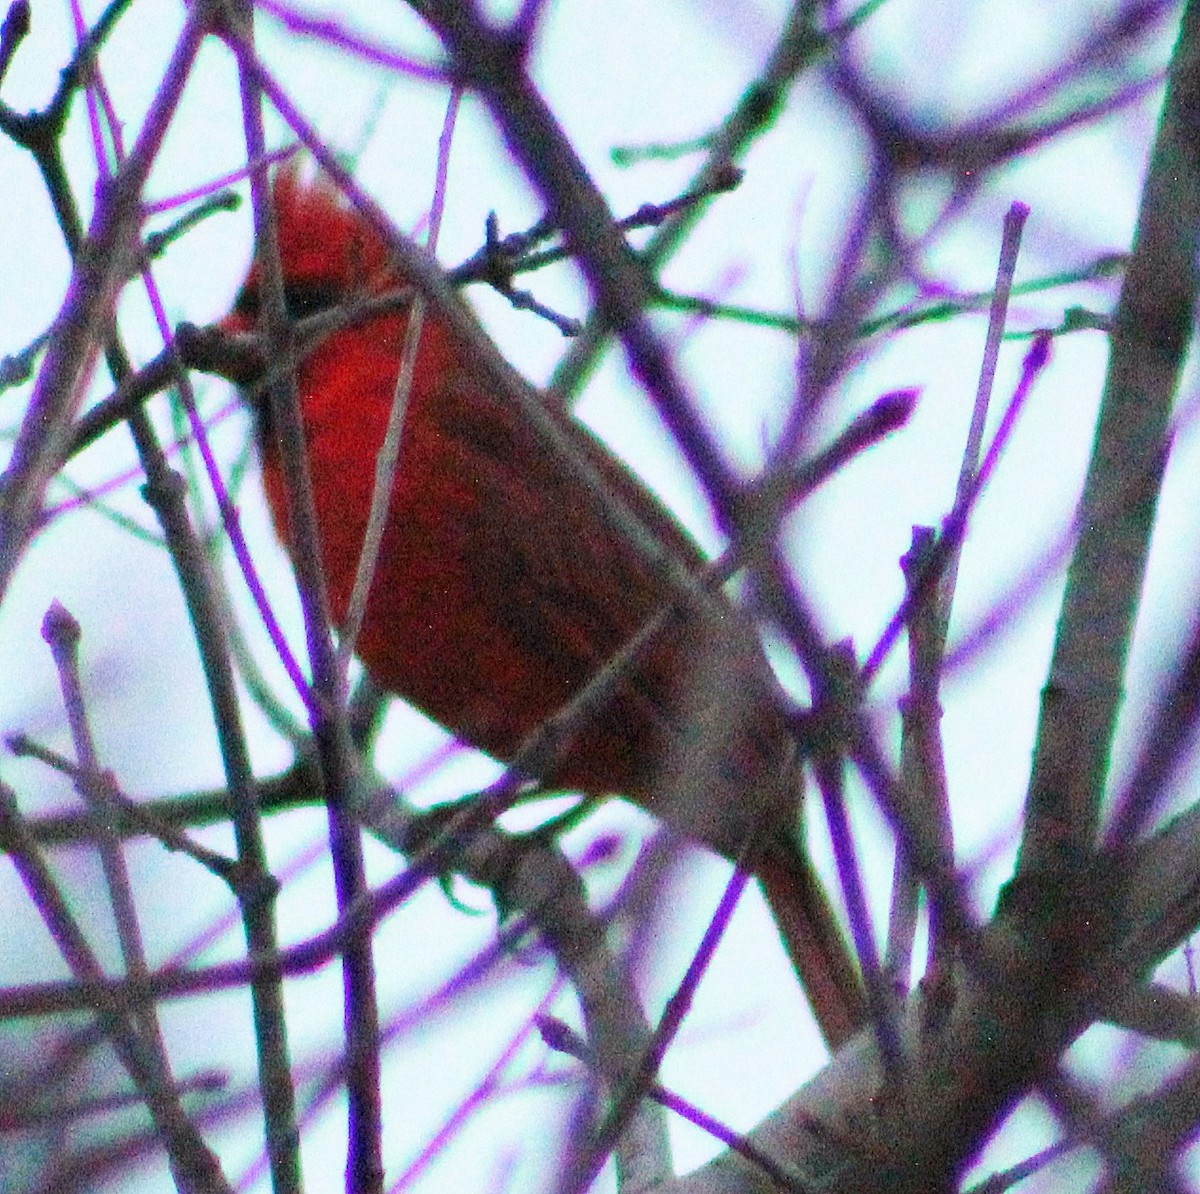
[1020,0,1200,876]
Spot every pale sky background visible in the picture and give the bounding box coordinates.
[0,1,1195,1191]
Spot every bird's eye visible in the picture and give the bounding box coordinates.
[282,281,341,321]
[231,279,342,325]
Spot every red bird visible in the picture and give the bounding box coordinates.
[222,168,866,1048]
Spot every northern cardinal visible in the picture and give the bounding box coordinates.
[221,168,867,1049]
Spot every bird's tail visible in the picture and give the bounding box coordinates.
[756,837,868,1051]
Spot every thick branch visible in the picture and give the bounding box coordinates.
[1021,0,1200,874]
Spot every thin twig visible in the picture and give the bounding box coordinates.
[539,1018,815,1194]
[340,86,461,672]
[6,732,245,883]
[229,12,383,1188]
[576,848,755,1188]
[861,332,1053,689]
[886,204,1029,998]
[939,202,1030,641]
[42,602,178,1073]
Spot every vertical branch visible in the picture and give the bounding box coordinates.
[139,240,306,1194]
[886,527,940,992]
[810,640,903,1072]
[41,603,173,1069]
[1021,0,1200,876]
[939,202,1030,652]
[887,205,1028,992]
[896,530,954,1006]
[222,8,384,1189]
